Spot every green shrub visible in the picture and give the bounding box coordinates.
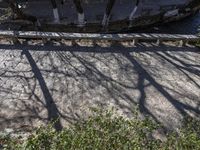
[163,117,200,150]
[1,109,200,150]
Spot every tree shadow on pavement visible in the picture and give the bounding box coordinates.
[0,41,199,130]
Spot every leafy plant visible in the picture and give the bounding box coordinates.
[1,109,200,150]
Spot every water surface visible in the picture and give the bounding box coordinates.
[134,12,200,34]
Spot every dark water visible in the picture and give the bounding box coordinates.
[138,12,200,34]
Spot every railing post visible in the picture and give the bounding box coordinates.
[102,0,116,27]
[156,39,161,45]
[129,0,139,27]
[178,40,185,47]
[50,0,60,23]
[73,0,85,27]
[132,38,138,46]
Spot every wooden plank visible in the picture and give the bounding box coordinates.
[0,30,199,42]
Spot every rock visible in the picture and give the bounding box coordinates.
[151,128,167,142]
[4,128,14,134]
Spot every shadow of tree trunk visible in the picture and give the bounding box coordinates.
[123,51,200,117]
[21,48,62,131]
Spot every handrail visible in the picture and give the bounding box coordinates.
[0,30,199,42]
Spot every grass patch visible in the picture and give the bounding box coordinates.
[1,109,200,150]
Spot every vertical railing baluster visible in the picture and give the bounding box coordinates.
[73,0,85,27]
[129,0,139,21]
[102,0,116,27]
[50,0,60,23]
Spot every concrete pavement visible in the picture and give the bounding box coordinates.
[0,40,199,131]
